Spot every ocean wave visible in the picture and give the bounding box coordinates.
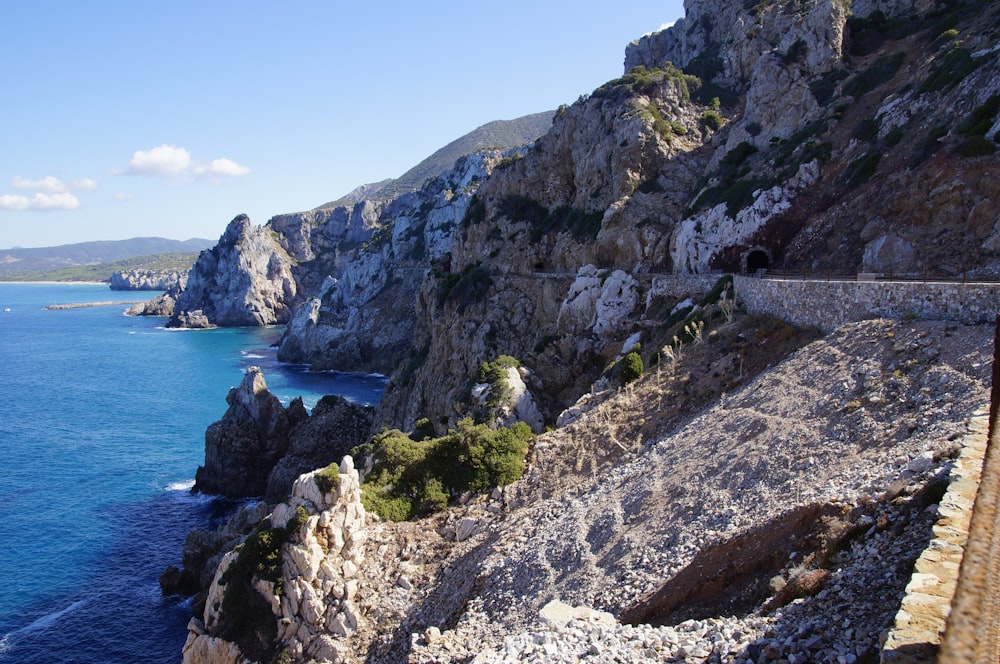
[165,479,195,492]
[5,599,88,643]
[240,352,266,359]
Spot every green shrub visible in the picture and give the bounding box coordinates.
[619,351,644,383]
[919,46,983,94]
[909,125,948,168]
[462,195,487,226]
[218,523,291,661]
[700,110,724,131]
[842,52,904,98]
[593,63,700,102]
[958,136,997,157]
[439,263,493,313]
[843,149,882,187]
[810,69,849,105]
[852,117,881,142]
[956,95,1000,136]
[351,420,533,521]
[700,275,735,306]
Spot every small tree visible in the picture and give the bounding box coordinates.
[620,351,644,383]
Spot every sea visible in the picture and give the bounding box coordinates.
[0,283,387,663]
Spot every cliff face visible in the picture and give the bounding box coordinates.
[110,268,187,291]
[170,215,298,328]
[175,1,1000,661]
[193,367,372,500]
[377,0,1000,431]
[275,150,505,375]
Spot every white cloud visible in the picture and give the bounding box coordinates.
[12,175,68,193]
[121,144,250,180]
[113,192,133,201]
[0,192,80,211]
[125,144,193,176]
[205,158,250,176]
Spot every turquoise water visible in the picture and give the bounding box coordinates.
[0,283,386,663]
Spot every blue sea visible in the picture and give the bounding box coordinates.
[0,283,387,663]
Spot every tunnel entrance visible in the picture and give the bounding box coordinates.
[746,249,770,273]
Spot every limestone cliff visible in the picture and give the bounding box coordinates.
[276,150,506,375]
[170,215,297,327]
[182,458,368,664]
[110,268,187,291]
[374,0,1000,431]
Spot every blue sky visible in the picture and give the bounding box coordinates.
[0,1,684,249]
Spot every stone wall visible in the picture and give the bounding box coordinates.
[734,276,1000,332]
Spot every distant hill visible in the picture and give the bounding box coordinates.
[0,237,214,276]
[321,111,556,208]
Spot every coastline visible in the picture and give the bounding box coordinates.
[0,280,110,285]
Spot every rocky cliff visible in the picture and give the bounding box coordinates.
[174,1,1000,659]
[169,1,1000,420]
[170,215,298,328]
[110,268,187,291]
[193,367,372,500]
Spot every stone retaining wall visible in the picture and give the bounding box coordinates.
[881,411,989,663]
[733,276,1000,332]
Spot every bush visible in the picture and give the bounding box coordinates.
[700,275,734,306]
[919,46,983,94]
[593,63,701,102]
[619,351,644,383]
[843,149,881,187]
[440,263,493,313]
[909,125,948,168]
[809,69,848,105]
[700,110,724,131]
[352,420,532,521]
[842,52,904,99]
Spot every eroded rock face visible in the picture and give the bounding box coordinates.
[170,215,297,328]
[182,458,368,664]
[265,395,374,503]
[276,151,502,375]
[194,366,292,499]
[110,268,188,291]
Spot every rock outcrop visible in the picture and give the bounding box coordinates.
[264,395,373,503]
[169,215,297,328]
[194,367,294,499]
[193,368,373,501]
[182,457,368,664]
[275,150,506,375]
[110,268,187,291]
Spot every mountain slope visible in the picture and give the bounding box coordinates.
[320,111,555,207]
[0,237,213,275]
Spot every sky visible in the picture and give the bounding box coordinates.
[0,1,685,249]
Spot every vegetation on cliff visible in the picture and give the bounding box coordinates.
[350,419,532,521]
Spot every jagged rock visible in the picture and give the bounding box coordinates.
[863,234,918,274]
[158,565,199,596]
[264,395,374,502]
[110,268,187,291]
[125,290,178,317]
[184,459,368,664]
[194,367,292,498]
[276,151,501,375]
[169,214,297,328]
